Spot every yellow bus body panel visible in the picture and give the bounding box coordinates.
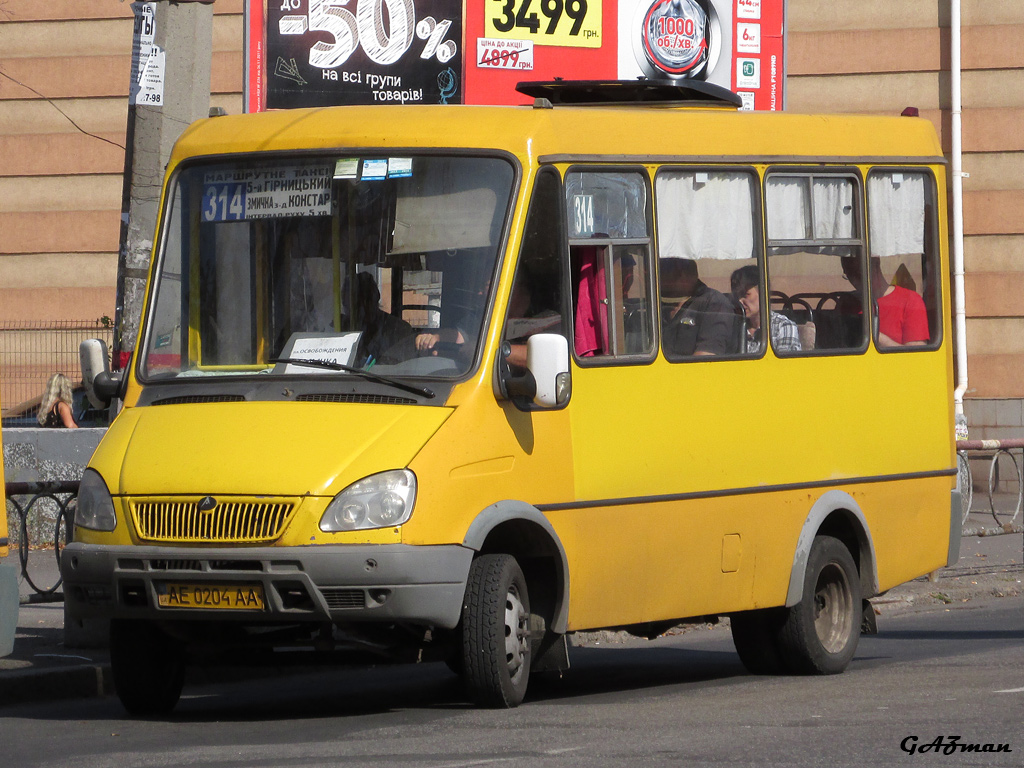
[76,402,452,548]
[166,106,943,177]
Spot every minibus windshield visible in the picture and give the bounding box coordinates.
[141,154,515,383]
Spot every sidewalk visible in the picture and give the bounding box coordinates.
[0,550,110,706]
[1,519,1020,709]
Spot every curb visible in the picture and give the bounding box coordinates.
[0,663,111,707]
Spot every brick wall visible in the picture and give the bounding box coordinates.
[788,0,1024,403]
[0,0,243,324]
[1,0,1021,409]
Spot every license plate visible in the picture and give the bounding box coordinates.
[156,583,265,610]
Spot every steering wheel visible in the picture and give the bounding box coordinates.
[421,340,467,362]
[412,340,468,372]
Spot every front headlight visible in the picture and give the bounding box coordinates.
[319,469,416,532]
[76,469,117,532]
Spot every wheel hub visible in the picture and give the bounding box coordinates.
[504,586,529,678]
[813,562,854,654]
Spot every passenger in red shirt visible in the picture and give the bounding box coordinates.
[841,257,929,347]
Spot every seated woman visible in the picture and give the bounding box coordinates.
[38,373,79,429]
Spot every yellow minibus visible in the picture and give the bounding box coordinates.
[63,80,959,714]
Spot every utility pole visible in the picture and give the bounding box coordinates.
[113,0,214,370]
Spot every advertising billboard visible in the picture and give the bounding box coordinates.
[245,0,785,111]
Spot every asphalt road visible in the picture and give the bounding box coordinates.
[2,596,1021,768]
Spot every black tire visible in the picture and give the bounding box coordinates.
[461,554,531,708]
[110,619,186,716]
[730,608,786,674]
[443,641,464,676]
[777,535,861,675]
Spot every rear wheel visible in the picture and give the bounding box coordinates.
[777,535,861,674]
[461,554,531,707]
[730,608,786,674]
[110,619,186,716]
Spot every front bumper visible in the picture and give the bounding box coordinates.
[61,542,474,630]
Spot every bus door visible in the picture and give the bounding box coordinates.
[554,168,662,628]
[564,167,767,624]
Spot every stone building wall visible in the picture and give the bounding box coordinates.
[788,0,1024,426]
[0,0,243,323]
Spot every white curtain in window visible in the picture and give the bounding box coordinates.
[657,172,755,260]
[766,177,810,240]
[812,178,855,240]
[868,173,925,256]
[766,177,855,241]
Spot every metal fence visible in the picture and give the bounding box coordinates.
[5,480,77,601]
[957,439,1024,537]
[0,320,113,415]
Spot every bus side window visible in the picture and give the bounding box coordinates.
[655,168,759,360]
[565,169,655,363]
[502,168,567,371]
[867,170,940,350]
[571,244,655,359]
[765,173,867,353]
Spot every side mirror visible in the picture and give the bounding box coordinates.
[79,339,122,407]
[525,334,571,408]
[499,333,571,409]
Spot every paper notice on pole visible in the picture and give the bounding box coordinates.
[130,2,165,106]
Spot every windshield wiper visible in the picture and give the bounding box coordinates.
[269,357,435,399]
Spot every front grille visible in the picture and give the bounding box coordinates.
[320,588,366,609]
[147,559,203,571]
[131,499,294,544]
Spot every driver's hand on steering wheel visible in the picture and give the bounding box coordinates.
[416,333,441,354]
[416,328,466,355]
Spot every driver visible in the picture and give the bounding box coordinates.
[352,272,417,366]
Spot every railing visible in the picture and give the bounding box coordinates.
[956,439,1024,537]
[0,320,113,416]
[4,480,77,602]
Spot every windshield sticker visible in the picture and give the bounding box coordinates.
[277,332,361,374]
[388,158,413,178]
[361,159,389,180]
[334,158,359,179]
[571,194,596,237]
[201,164,333,221]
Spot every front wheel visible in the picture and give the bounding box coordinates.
[461,554,531,707]
[777,535,861,674]
[110,619,186,716]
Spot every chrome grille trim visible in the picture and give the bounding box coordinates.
[131,499,294,544]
